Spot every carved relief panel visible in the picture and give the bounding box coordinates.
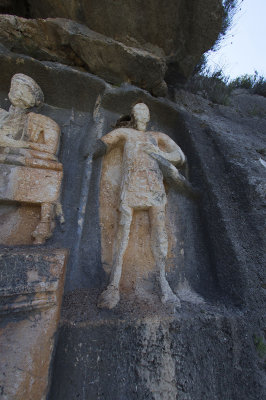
[0,74,63,245]
[0,74,67,400]
[89,103,194,309]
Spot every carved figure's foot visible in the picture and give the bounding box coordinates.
[161,290,181,308]
[159,277,181,307]
[97,285,120,309]
[32,222,51,245]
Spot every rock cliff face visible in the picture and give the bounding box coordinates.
[0,2,265,400]
[25,0,224,79]
[0,0,224,93]
[0,15,167,96]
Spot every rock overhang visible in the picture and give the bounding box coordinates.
[0,0,225,95]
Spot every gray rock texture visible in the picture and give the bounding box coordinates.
[0,0,224,92]
[0,15,167,96]
[0,45,265,399]
[26,0,224,72]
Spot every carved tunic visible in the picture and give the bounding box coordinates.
[120,132,166,208]
[101,128,184,209]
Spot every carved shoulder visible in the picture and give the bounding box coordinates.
[103,127,130,137]
[150,131,171,142]
[101,127,128,149]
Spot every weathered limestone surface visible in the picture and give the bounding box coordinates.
[51,300,263,400]
[0,0,224,93]
[0,46,265,399]
[0,248,67,400]
[0,15,167,96]
[24,0,224,80]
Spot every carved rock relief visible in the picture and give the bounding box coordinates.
[0,75,67,399]
[94,103,193,309]
[0,73,63,245]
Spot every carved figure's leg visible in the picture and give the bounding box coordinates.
[98,205,133,309]
[149,205,180,307]
[32,202,54,244]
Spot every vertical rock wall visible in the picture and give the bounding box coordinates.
[0,46,265,399]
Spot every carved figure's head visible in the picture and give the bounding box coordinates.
[8,73,44,109]
[132,103,150,131]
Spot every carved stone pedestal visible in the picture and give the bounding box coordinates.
[0,248,67,400]
[49,290,263,400]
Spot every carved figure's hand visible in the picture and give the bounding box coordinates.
[150,152,200,200]
[142,143,159,155]
[84,139,107,159]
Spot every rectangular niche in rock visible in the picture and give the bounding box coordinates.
[88,103,196,310]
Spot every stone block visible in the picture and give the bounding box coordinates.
[0,248,68,400]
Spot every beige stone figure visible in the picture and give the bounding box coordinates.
[92,103,188,309]
[0,73,63,244]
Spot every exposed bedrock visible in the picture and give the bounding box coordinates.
[0,15,167,96]
[0,47,265,399]
[0,0,224,94]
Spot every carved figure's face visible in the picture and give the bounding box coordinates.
[8,74,43,109]
[132,103,150,131]
[9,81,36,109]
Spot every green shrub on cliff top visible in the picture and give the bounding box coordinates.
[185,68,232,105]
[186,69,266,105]
[229,71,266,96]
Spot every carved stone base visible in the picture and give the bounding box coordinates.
[0,248,68,400]
[49,290,264,400]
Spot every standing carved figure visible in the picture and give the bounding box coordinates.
[0,73,63,244]
[91,103,189,309]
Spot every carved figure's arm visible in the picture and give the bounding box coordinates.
[27,113,60,155]
[150,152,199,199]
[0,109,30,148]
[151,132,186,166]
[0,108,30,148]
[85,129,127,159]
[0,136,30,148]
[91,139,108,159]
[101,129,127,152]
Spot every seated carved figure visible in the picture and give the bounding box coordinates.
[0,73,63,244]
